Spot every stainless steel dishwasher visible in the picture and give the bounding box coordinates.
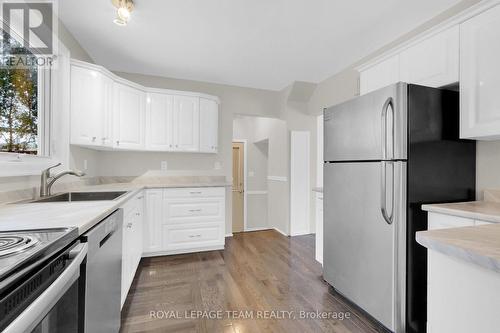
[81,209,123,333]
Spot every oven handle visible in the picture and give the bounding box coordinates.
[3,243,88,333]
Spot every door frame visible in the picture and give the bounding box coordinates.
[232,139,247,232]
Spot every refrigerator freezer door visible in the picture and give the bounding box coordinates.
[323,161,406,331]
[324,83,407,162]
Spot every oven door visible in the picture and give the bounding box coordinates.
[3,242,88,333]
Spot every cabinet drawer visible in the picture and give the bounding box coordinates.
[164,197,224,224]
[163,187,225,198]
[163,223,223,250]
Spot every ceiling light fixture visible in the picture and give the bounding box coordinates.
[112,0,134,26]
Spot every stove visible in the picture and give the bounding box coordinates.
[0,228,78,292]
[0,227,80,332]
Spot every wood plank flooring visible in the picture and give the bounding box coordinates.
[120,230,387,333]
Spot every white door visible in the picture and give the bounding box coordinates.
[199,98,218,153]
[143,189,163,254]
[359,55,400,95]
[146,93,174,151]
[173,96,199,151]
[70,66,103,146]
[399,26,459,87]
[460,5,500,140]
[114,83,145,149]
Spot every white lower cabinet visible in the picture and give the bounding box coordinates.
[143,187,225,257]
[120,191,144,308]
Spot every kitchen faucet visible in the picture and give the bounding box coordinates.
[40,163,86,197]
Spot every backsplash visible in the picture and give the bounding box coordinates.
[0,172,229,204]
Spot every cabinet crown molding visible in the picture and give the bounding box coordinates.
[70,59,221,104]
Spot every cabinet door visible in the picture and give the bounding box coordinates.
[113,83,146,149]
[460,5,500,140]
[146,93,174,151]
[199,98,219,153]
[173,96,199,151]
[359,55,400,95]
[400,26,459,87]
[70,66,103,146]
[143,189,163,254]
[101,75,114,147]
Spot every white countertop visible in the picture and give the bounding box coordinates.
[416,223,500,273]
[422,201,500,223]
[0,182,230,235]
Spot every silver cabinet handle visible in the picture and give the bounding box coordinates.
[381,97,394,160]
[137,196,143,199]
[188,234,201,238]
[188,209,202,213]
[127,223,133,228]
[380,161,394,225]
[135,212,141,216]
[92,136,96,142]
[189,191,202,194]
[116,140,120,146]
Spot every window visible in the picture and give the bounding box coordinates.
[0,31,50,156]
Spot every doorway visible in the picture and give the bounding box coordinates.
[232,141,245,233]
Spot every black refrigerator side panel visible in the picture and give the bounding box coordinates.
[406,85,476,333]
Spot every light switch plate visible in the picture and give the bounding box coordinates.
[161,161,168,171]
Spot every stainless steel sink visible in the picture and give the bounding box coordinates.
[32,191,128,203]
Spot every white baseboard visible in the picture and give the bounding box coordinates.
[290,230,313,237]
[225,233,233,237]
[245,227,272,232]
[273,227,289,237]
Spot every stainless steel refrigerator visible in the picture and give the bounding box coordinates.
[323,82,476,333]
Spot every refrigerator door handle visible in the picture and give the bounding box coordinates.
[380,161,394,225]
[381,97,394,160]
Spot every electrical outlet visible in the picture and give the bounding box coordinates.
[161,161,168,171]
[214,161,221,170]
[248,171,255,177]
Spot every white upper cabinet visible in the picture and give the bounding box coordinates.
[460,5,500,140]
[146,93,174,150]
[173,96,200,152]
[113,82,146,150]
[199,98,219,153]
[359,26,459,95]
[70,65,104,146]
[399,26,459,87]
[359,55,400,95]
[70,60,219,152]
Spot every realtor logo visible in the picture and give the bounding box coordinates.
[0,0,57,68]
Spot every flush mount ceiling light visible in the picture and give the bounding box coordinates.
[112,0,134,26]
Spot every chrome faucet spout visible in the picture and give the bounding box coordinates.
[40,164,86,197]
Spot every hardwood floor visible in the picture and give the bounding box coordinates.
[120,230,386,333]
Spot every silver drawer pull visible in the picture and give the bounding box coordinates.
[189,209,202,213]
[189,191,202,194]
[188,234,202,238]
[126,223,132,228]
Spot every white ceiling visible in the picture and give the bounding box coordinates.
[59,0,461,91]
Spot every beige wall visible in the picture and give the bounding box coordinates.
[232,115,290,233]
